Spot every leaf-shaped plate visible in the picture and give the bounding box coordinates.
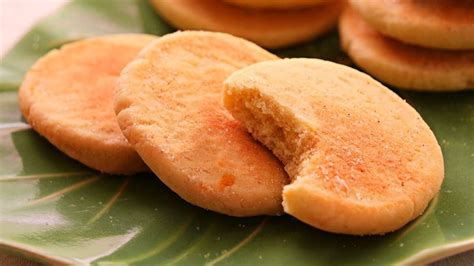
[0,0,473,265]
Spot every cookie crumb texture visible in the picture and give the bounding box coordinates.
[224,58,444,235]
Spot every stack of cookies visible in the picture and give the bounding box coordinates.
[19,30,444,235]
[340,0,474,91]
[149,0,345,48]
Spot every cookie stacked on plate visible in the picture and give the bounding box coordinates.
[340,0,474,91]
[150,0,344,48]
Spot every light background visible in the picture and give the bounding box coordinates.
[0,0,69,56]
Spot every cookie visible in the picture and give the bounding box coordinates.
[224,0,330,9]
[224,58,444,235]
[339,7,474,91]
[349,0,474,50]
[150,0,343,48]
[19,34,155,174]
[114,31,288,216]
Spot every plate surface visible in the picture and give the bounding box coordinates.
[0,0,473,265]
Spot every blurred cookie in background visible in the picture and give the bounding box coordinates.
[349,0,474,50]
[224,0,330,9]
[18,34,155,174]
[340,7,474,91]
[150,0,344,48]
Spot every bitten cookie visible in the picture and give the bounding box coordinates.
[224,0,331,9]
[150,0,343,48]
[339,8,474,91]
[349,0,474,50]
[224,58,444,235]
[114,31,288,216]
[19,34,155,174]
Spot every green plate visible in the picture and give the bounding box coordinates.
[0,0,473,265]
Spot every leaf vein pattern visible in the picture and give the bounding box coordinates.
[0,171,93,181]
[205,217,268,266]
[26,176,101,206]
[164,223,216,265]
[87,178,130,224]
[120,211,197,264]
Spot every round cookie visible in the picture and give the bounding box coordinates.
[150,0,343,48]
[114,31,288,216]
[349,0,474,50]
[224,0,331,9]
[19,34,155,174]
[224,58,444,235]
[339,8,474,91]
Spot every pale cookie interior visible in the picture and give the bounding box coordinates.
[224,89,317,178]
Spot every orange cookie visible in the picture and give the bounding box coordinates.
[19,34,156,174]
[115,31,288,216]
[349,0,474,50]
[224,0,331,9]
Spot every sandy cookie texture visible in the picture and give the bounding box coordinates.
[19,34,155,174]
[150,0,342,48]
[115,31,288,217]
[349,0,474,50]
[224,58,444,235]
[340,8,474,91]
